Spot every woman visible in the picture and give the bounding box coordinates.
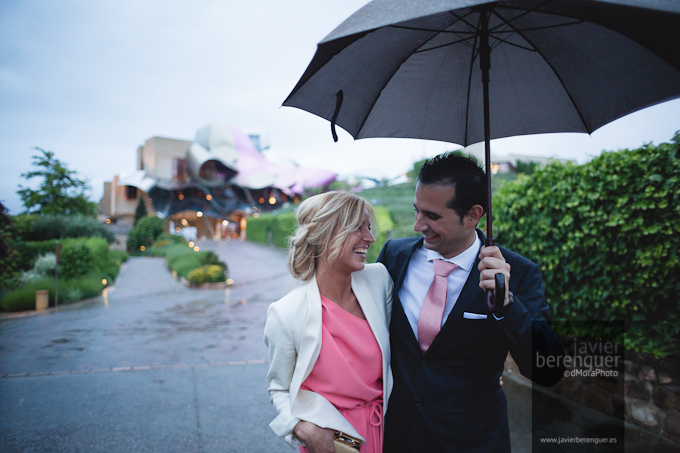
[264,191,393,453]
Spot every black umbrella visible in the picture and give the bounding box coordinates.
[283,0,680,310]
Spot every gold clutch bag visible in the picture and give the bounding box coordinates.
[333,431,361,452]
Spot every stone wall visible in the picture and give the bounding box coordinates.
[505,351,680,443]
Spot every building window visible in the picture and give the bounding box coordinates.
[126,186,138,200]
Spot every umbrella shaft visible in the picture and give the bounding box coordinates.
[480,8,493,245]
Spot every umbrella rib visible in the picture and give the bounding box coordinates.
[489,0,556,32]
[491,20,584,35]
[414,35,477,54]
[391,24,477,35]
[463,27,481,146]
[491,9,592,132]
[488,34,537,53]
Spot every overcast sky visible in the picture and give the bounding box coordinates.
[2,0,679,215]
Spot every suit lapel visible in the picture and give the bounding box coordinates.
[393,237,423,295]
[390,237,424,355]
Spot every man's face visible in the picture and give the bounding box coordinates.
[413,182,478,259]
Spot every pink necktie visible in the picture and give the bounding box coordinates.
[417,259,458,354]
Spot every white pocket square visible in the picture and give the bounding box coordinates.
[463,312,487,320]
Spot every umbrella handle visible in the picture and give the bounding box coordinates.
[486,273,506,314]
[484,237,505,313]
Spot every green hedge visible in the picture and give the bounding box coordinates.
[367,206,395,263]
[246,212,297,248]
[246,206,395,264]
[494,133,680,358]
[7,239,58,273]
[11,214,115,243]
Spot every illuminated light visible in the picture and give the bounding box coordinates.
[253,213,260,218]
[140,246,146,251]
[197,211,203,217]
[105,219,111,224]
[269,197,276,204]
[178,194,184,200]
[258,198,265,203]
[102,279,108,285]
[294,196,300,203]
[193,246,200,252]
[188,241,195,248]
[222,220,229,226]
[206,194,212,201]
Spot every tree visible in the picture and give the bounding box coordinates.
[134,196,148,225]
[17,148,98,217]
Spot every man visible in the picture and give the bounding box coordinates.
[378,153,564,452]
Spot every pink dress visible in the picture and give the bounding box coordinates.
[299,296,384,453]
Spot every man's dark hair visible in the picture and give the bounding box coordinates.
[418,152,488,219]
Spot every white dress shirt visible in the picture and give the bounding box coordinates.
[398,235,481,340]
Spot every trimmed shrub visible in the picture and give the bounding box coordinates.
[187,267,206,285]
[494,133,680,358]
[164,244,203,278]
[204,264,226,282]
[59,237,109,280]
[187,265,227,285]
[128,216,165,251]
[60,239,93,280]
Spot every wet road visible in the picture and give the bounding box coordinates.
[0,239,297,452]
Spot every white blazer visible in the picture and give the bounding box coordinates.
[264,263,393,448]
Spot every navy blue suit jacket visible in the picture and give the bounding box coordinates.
[377,230,564,452]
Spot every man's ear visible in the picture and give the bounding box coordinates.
[465,205,484,227]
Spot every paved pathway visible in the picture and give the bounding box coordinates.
[0,239,296,452]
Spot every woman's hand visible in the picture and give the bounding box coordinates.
[293,421,335,453]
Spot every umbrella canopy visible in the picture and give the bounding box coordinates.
[284,0,680,146]
[283,0,680,309]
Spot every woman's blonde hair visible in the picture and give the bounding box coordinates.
[287,191,377,281]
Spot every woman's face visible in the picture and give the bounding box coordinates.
[332,208,375,275]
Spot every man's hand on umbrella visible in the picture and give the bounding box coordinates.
[478,245,511,306]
